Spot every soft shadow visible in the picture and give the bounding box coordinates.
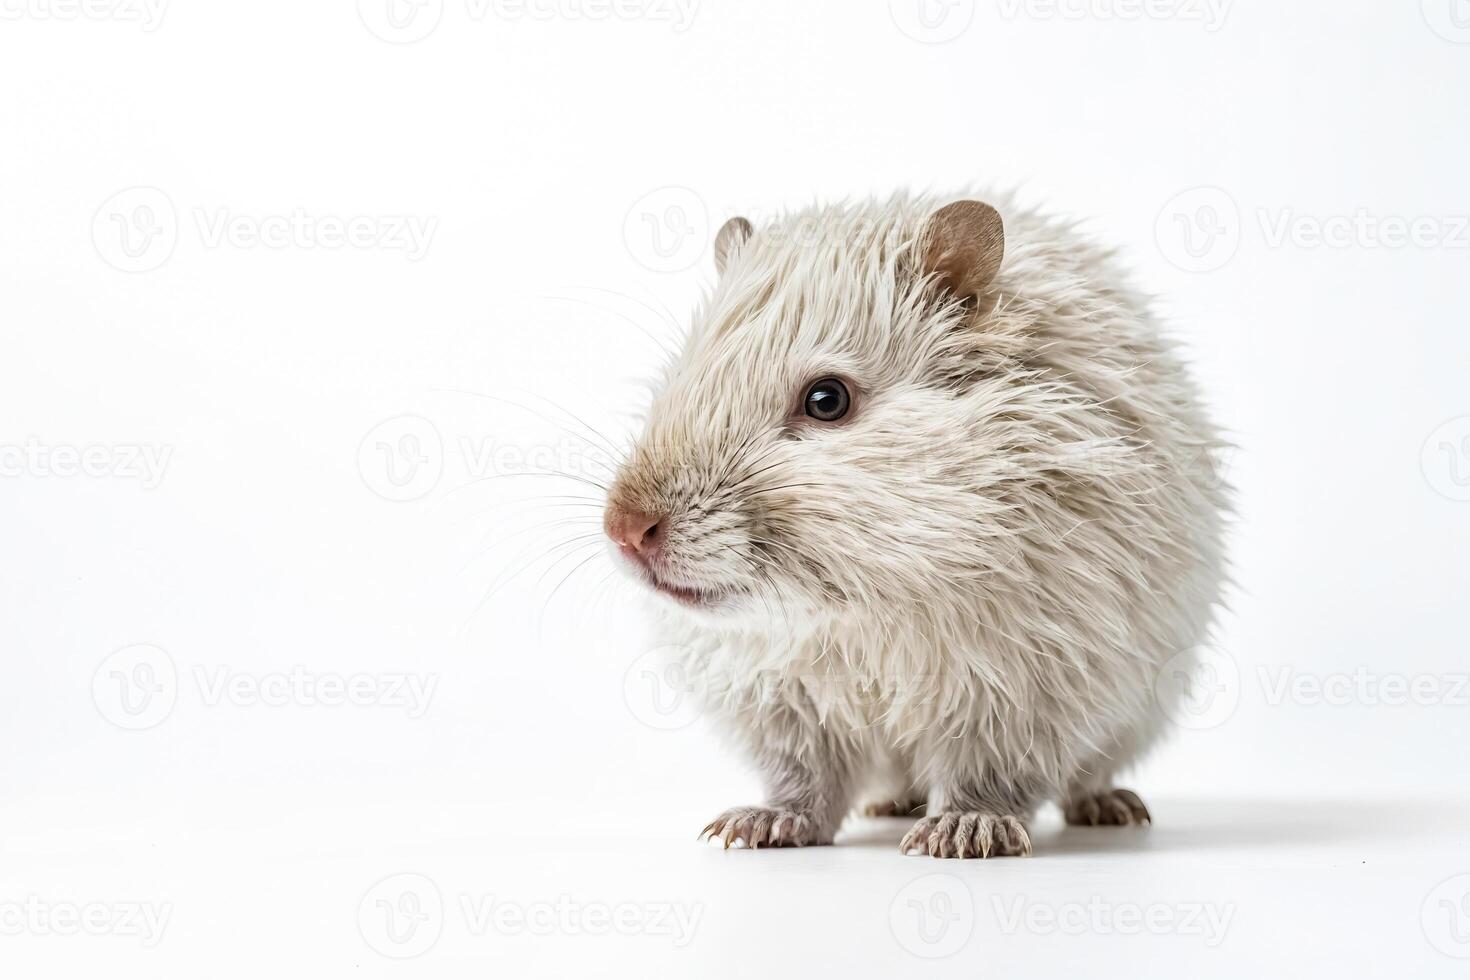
[835,797,1455,856]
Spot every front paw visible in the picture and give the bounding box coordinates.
[899,812,1032,858]
[1064,788,1151,826]
[699,806,827,849]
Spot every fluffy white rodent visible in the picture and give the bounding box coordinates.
[603,191,1228,858]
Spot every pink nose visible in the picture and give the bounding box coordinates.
[604,505,663,561]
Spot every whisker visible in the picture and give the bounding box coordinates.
[435,386,628,473]
[544,292,679,365]
[446,469,611,497]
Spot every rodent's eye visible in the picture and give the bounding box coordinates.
[803,378,851,423]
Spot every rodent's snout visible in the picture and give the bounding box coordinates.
[603,502,663,566]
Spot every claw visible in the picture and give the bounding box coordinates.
[956,813,978,859]
[976,819,993,859]
[1114,788,1152,825]
[1064,789,1153,828]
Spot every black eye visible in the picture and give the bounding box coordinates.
[803,378,851,422]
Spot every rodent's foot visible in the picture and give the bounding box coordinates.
[899,812,1032,858]
[862,797,928,817]
[699,807,827,849]
[1064,788,1151,827]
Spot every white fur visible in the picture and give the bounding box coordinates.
[608,191,1229,851]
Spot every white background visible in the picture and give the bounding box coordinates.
[3,0,1469,976]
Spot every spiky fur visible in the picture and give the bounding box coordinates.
[608,191,1228,855]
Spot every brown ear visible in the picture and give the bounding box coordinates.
[714,216,753,275]
[918,201,1005,301]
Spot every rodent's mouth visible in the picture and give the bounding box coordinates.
[633,564,732,609]
[652,578,714,606]
[645,570,724,608]
[607,541,739,610]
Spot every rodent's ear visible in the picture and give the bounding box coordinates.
[918,201,1005,301]
[714,216,753,275]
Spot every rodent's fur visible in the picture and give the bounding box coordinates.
[607,191,1228,857]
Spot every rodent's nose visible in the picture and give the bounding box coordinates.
[604,504,663,562]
